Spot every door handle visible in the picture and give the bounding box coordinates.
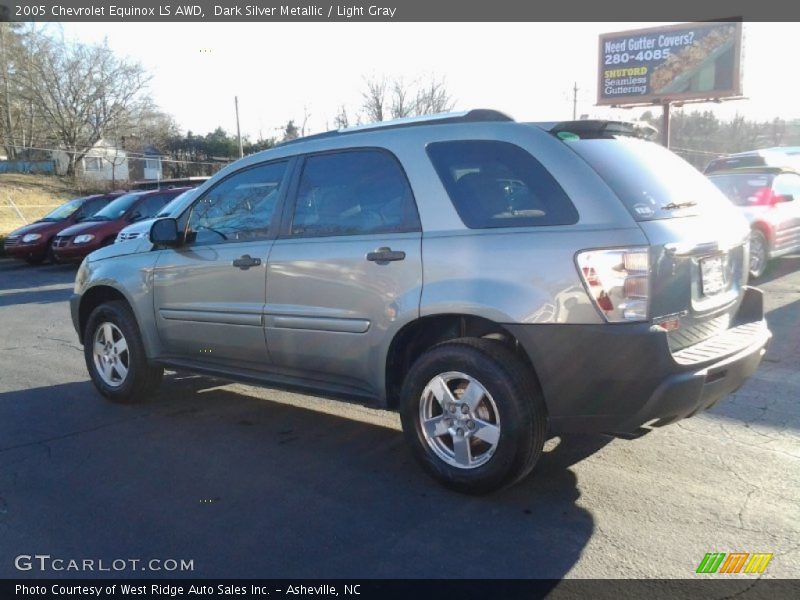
[232,254,262,270]
[366,247,406,264]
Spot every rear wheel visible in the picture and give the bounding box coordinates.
[400,338,547,494]
[749,229,769,280]
[83,300,163,403]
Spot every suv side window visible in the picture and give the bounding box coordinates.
[290,150,419,237]
[187,161,288,244]
[427,140,578,229]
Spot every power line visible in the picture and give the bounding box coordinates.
[0,142,233,167]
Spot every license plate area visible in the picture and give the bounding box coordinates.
[700,256,726,296]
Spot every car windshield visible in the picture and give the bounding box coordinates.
[39,198,87,221]
[86,192,143,221]
[566,136,732,221]
[708,173,777,207]
[155,190,195,217]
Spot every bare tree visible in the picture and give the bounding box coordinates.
[0,22,28,158]
[359,75,456,124]
[18,34,150,176]
[414,76,454,115]
[389,78,414,119]
[333,105,350,129]
[300,106,311,137]
[361,76,387,123]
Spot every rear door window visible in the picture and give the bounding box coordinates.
[568,137,732,221]
[426,140,578,229]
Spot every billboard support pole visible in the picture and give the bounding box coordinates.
[661,102,671,148]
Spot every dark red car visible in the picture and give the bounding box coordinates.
[3,192,124,264]
[51,187,190,263]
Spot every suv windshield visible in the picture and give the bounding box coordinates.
[87,192,143,221]
[708,173,777,207]
[40,198,87,221]
[567,137,731,221]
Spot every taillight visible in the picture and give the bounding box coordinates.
[576,248,650,322]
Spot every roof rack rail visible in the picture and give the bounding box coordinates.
[278,109,514,147]
[532,120,658,140]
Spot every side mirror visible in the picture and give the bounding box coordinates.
[128,211,142,222]
[150,218,181,247]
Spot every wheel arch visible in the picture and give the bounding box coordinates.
[78,284,132,340]
[384,313,543,410]
[751,221,773,247]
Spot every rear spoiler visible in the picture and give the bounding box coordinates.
[531,120,659,140]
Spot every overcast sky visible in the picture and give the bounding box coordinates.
[57,22,798,141]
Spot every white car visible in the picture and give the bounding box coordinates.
[707,166,800,278]
[115,189,198,243]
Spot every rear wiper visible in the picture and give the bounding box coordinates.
[661,201,697,210]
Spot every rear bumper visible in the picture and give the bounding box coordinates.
[505,287,771,433]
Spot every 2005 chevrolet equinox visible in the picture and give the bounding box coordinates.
[71,110,771,493]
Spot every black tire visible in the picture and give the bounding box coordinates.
[24,254,46,265]
[83,300,163,403]
[45,241,57,265]
[399,337,547,494]
[749,229,770,280]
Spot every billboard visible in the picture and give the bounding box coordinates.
[597,22,743,106]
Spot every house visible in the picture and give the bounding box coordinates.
[128,145,164,182]
[51,139,130,182]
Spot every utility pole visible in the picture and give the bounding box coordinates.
[235,96,243,158]
[572,82,579,121]
[661,102,671,148]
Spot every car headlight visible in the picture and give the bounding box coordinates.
[22,233,42,243]
[73,234,95,244]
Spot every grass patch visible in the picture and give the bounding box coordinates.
[0,173,107,236]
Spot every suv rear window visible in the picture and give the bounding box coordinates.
[567,137,731,221]
[708,173,776,206]
[426,140,578,229]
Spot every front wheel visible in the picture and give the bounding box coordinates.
[749,229,769,280]
[83,300,163,403]
[400,338,547,494]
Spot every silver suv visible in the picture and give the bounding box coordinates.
[71,110,771,493]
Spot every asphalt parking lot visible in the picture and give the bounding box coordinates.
[0,256,798,579]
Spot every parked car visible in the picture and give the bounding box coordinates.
[707,166,800,279]
[70,111,771,493]
[704,147,800,174]
[3,192,124,264]
[115,189,199,243]
[52,187,190,262]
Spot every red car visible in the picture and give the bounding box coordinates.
[52,187,190,263]
[3,192,124,264]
